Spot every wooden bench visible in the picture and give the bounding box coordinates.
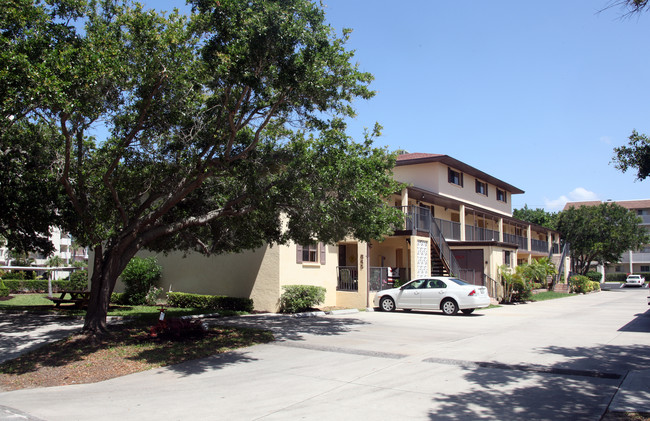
[47,290,90,309]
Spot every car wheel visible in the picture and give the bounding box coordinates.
[441,299,458,315]
[380,296,396,312]
[461,308,474,315]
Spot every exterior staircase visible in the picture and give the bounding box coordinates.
[430,242,451,277]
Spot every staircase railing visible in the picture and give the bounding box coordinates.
[430,218,470,282]
[484,273,501,300]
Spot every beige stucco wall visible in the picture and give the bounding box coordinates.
[278,242,339,308]
[393,163,512,216]
[134,247,282,312]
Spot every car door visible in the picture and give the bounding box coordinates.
[419,279,447,309]
[397,279,425,309]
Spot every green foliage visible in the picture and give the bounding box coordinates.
[2,279,72,293]
[69,270,88,290]
[278,285,326,313]
[513,205,558,230]
[569,275,601,294]
[499,265,533,303]
[3,0,404,332]
[557,203,650,275]
[120,257,163,305]
[167,292,254,313]
[110,292,127,305]
[585,270,603,283]
[612,130,650,181]
[0,279,9,297]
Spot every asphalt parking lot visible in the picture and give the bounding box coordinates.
[1,288,649,420]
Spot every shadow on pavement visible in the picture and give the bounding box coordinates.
[0,313,83,364]
[211,314,370,342]
[427,343,650,420]
[619,309,650,333]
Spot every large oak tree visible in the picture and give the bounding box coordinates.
[557,202,649,275]
[2,0,403,334]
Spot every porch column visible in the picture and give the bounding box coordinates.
[401,188,409,208]
[527,225,532,252]
[498,218,504,242]
[547,231,552,254]
[401,188,409,230]
[459,204,466,241]
[628,250,633,273]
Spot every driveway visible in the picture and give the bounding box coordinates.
[1,289,649,420]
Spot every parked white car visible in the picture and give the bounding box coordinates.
[625,274,645,287]
[373,277,491,315]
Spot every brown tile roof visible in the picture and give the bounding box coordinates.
[563,199,650,211]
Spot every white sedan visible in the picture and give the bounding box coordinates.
[373,277,491,315]
[625,274,646,287]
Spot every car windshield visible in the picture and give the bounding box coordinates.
[448,278,470,286]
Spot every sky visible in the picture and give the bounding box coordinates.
[147,0,650,212]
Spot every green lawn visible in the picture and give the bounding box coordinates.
[530,291,573,301]
[0,293,225,318]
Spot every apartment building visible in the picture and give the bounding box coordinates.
[132,152,564,311]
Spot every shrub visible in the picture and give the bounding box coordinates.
[145,286,164,305]
[110,292,127,305]
[120,257,162,305]
[585,271,602,283]
[0,279,9,297]
[511,278,533,302]
[167,292,254,312]
[569,275,601,293]
[278,285,326,313]
[69,270,89,290]
[2,279,71,293]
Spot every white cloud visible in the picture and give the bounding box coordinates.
[543,188,599,212]
[600,136,612,145]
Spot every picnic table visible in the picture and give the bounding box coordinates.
[47,290,90,308]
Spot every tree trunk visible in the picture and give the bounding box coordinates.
[83,244,134,334]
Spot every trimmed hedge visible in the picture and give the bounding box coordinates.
[606,272,649,283]
[167,292,254,313]
[0,279,9,297]
[1,279,72,293]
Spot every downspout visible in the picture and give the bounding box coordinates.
[366,243,370,309]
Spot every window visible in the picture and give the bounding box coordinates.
[641,265,650,272]
[496,188,507,203]
[296,243,326,264]
[504,251,511,265]
[303,244,318,262]
[475,180,488,196]
[448,167,463,187]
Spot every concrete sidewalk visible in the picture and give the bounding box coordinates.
[1,291,649,420]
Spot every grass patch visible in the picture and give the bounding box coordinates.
[530,291,573,301]
[0,318,273,391]
[0,294,242,318]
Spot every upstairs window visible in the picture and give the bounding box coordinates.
[475,180,488,196]
[448,168,463,187]
[497,188,507,203]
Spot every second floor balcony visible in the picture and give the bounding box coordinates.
[399,205,556,254]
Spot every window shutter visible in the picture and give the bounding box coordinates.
[296,244,303,263]
[319,243,326,264]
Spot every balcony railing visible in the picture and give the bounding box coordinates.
[337,266,358,291]
[618,252,650,264]
[531,239,549,253]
